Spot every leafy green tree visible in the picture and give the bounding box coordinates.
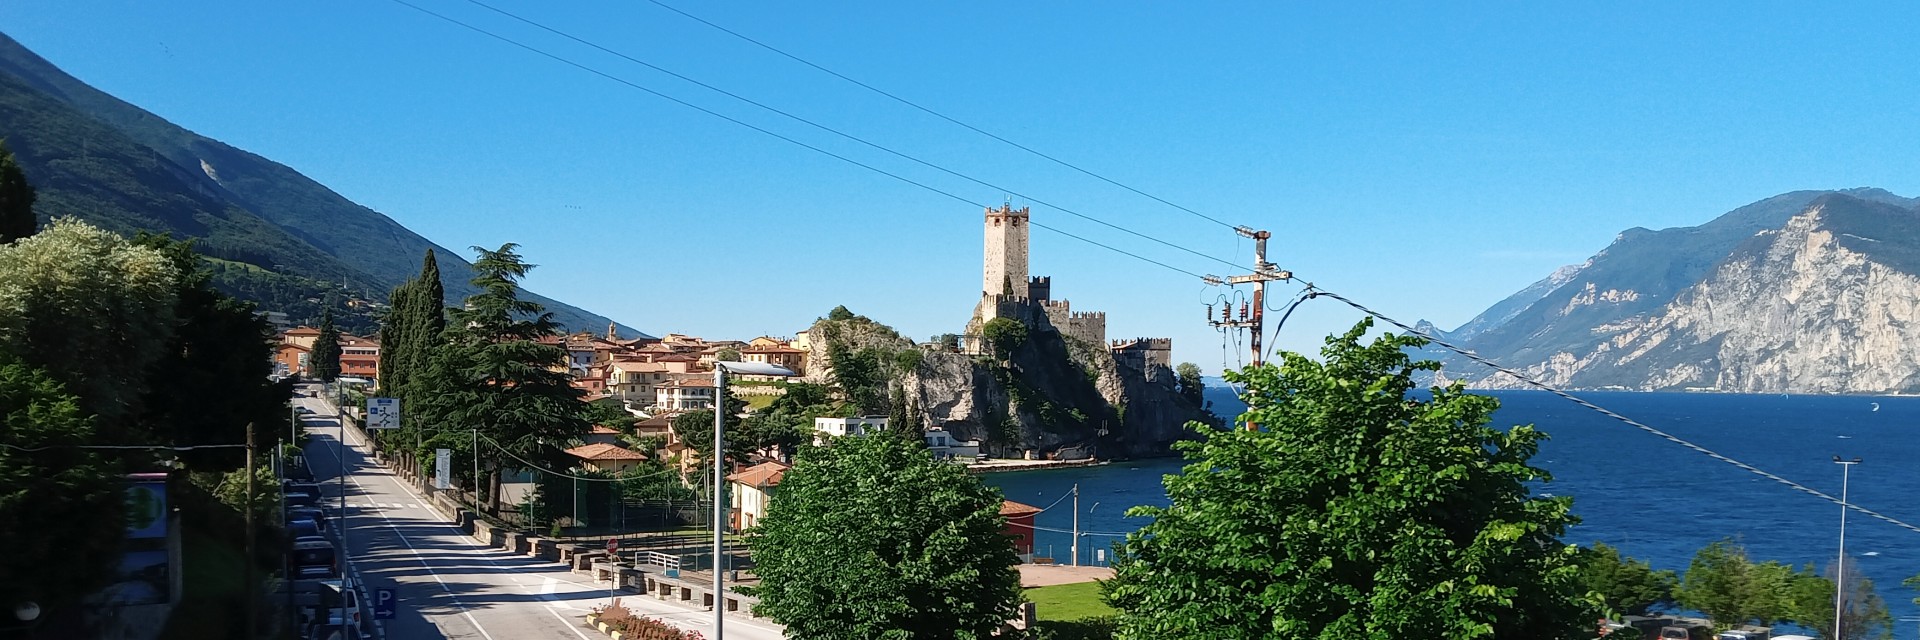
[1105,320,1598,639]
[981,317,1028,356]
[583,400,637,432]
[0,355,126,618]
[671,392,755,465]
[1174,362,1204,404]
[827,305,856,322]
[209,458,284,523]
[0,139,35,243]
[309,309,342,382]
[133,234,291,471]
[413,243,587,513]
[1578,542,1677,616]
[745,381,836,459]
[0,217,179,428]
[1675,538,1796,629]
[716,347,741,362]
[744,430,1022,638]
[933,333,961,352]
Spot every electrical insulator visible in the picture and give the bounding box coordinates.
[1240,302,1249,320]
[1206,305,1213,322]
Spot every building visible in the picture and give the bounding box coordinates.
[563,443,648,474]
[282,326,321,350]
[273,342,310,377]
[814,416,889,440]
[962,205,1111,351]
[1001,500,1042,561]
[726,461,789,530]
[740,342,807,380]
[655,378,717,412]
[1110,338,1174,373]
[924,428,981,461]
[583,425,624,446]
[339,335,381,381]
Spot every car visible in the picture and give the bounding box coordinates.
[291,540,338,580]
[288,518,322,540]
[296,406,315,415]
[287,507,328,531]
[285,491,319,509]
[284,481,323,496]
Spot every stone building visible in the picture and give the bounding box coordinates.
[961,205,1162,361]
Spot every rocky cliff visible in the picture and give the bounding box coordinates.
[1429,190,1920,393]
[802,306,1215,458]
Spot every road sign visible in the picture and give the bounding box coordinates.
[365,398,401,429]
[373,588,396,620]
[434,449,451,490]
[606,539,619,554]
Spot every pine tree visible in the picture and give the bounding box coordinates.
[309,309,342,382]
[0,140,36,243]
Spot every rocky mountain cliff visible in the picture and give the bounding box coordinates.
[0,32,639,335]
[802,306,1217,458]
[1426,190,1920,393]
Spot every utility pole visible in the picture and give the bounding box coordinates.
[1834,456,1861,640]
[243,422,257,639]
[473,428,480,510]
[1207,227,1291,430]
[1070,483,1080,567]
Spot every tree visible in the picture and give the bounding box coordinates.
[0,218,179,428]
[1675,538,1797,629]
[716,347,741,362]
[743,430,1022,638]
[1174,362,1204,404]
[309,309,342,382]
[133,234,290,471]
[744,382,835,460]
[1104,320,1598,639]
[1787,557,1892,640]
[933,333,960,352]
[412,243,587,513]
[376,279,415,397]
[670,392,754,465]
[0,355,126,619]
[981,317,1028,356]
[0,139,36,243]
[1578,542,1678,616]
[827,305,856,322]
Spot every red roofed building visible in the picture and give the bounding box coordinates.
[563,442,648,474]
[1002,500,1042,560]
[727,461,789,530]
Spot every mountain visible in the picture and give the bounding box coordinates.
[0,32,640,337]
[1431,189,1920,393]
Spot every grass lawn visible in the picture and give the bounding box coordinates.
[744,394,777,410]
[1026,581,1115,621]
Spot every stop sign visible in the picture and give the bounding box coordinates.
[606,539,619,554]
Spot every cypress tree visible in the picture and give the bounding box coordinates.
[0,139,37,243]
[377,279,415,396]
[309,309,342,382]
[403,249,445,398]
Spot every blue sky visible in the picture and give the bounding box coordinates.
[6,1,1920,373]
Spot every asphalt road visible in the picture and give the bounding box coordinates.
[294,388,786,640]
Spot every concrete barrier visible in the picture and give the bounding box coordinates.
[557,544,584,564]
[573,550,606,571]
[472,519,502,547]
[619,567,644,589]
[502,531,526,554]
[531,538,559,561]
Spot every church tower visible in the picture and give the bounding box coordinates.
[982,204,1030,297]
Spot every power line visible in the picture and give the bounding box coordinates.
[1,442,248,452]
[390,0,1237,277]
[1285,286,1920,537]
[642,0,1243,232]
[475,432,679,484]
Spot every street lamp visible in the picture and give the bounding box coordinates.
[1833,455,1861,640]
[711,360,797,638]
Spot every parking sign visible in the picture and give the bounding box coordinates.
[373,588,396,620]
[366,398,401,429]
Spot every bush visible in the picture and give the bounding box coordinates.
[591,601,706,640]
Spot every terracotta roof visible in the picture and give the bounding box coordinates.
[610,361,671,373]
[1000,500,1043,517]
[564,443,648,461]
[660,379,716,389]
[726,461,789,488]
[284,326,321,336]
[277,343,311,353]
[742,346,806,354]
[590,425,622,435]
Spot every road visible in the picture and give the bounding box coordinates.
[294,387,785,640]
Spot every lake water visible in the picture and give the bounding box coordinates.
[983,387,1920,634]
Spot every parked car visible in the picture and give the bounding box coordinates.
[285,461,314,482]
[288,507,328,531]
[291,540,338,580]
[285,492,319,509]
[300,578,364,631]
[288,517,323,542]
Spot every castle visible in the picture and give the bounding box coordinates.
[962,205,1172,373]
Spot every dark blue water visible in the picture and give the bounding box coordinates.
[984,388,1920,633]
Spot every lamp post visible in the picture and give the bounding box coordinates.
[1833,455,1861,640]
[711,360,797,639]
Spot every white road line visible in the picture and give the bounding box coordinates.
[331,444,499,640]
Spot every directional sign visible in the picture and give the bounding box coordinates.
[373,588,396,620]
[365,397,401,430]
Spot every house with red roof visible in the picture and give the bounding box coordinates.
[563,442,648,474]
[726,461,789,530]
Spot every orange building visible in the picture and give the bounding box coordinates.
[1002,500,1042,559]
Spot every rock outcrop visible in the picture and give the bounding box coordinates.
[804,306,1215,458]
[1431,190,1920,393]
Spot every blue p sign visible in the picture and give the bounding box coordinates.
[374,588,397,620]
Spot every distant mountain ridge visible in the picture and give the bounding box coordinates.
[1422,188,1920,394]
[0,31,641,336]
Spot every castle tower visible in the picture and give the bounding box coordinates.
[983,204,1030,298]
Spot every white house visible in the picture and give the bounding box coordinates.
[727,461,788,530]
[923,428,981,461]
[655,378,717,412]
[813,416,889,442]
